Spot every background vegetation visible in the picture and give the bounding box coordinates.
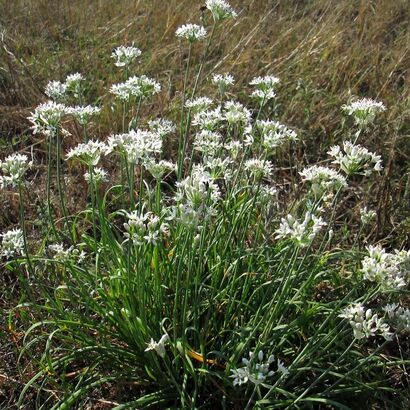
[0,0,409,408]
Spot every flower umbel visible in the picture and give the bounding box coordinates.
[145,334,169,358]
[206,0,237,21]
[1,228,24,259]
[176,24,207,42]
[328,141,383,176]
[0,153,32,189]
[342,98,386,127]
[111,45,142,67]
[230,350,288,387]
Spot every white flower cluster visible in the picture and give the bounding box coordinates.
[48,243,86,263]
[275,212,326,247]
[176,24,207,42]
[0,228,24,258]
[244,158,273,179]
[176,164,221,209]
[145,159,176,180]
[224,101,251,126]
[299,165,347,195]
[108,129,162,164]
[328,141,383,176]
[65,73,83,90]
[84,167,108,184]
[342,98,386,127]
[111,45,141,68]
[212,73,234,96]
[185,96,213,113]
[257,120,298,149]
[339,303,392,340]
[145,334,169,358]
[230,351,288,387]
[45,81,67,102]
[250,75,280,102]
[123,211,169,246]
[361,245,409,291]
[194,130,223,158]
[45,72,84,102]
[28,101,67,136]
[67,105,101,125]
[360,207,377,225]
[66,140,108,166]
[192,106,223,130]
[203,156,233,180]
[206,0,237,21]
[148,118,176,138]
[111,75,161,101]
[0,153,32,189]
[383,304,410,332]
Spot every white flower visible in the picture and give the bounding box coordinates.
[176,24,207,42]
[203,156,233,179]
[65,73,84,98]
[342,98,386,127]
[193,130,223,158]
[299,165,347,195]
[148,118,176,138]
[108,129,162,164]
[250,76,280,102]
[48,243,86,262]
[111,75,161,101]
[0,153,32,189]
[192,106,223,130]
[67,105,101,125]
[383,303,399,319]
[360,207,377,225]
[212,73,234,87]
[206,0,237,21]
[383,304,410,332]
[84,167,108,184]
[28,101,67,136]
[168,203,203,229]
[212,73,234,96]
[277,359,289,376]
[65,73,83,88]
[244,158,273,179]
[328,141,383,176]
[361,245,408,291]
[250,75,280,89]
[275,212,326,247]
[128,75,161,98]
[253,184,278,205]
[45,80,67,102]
[111,45,141,67]
[230,350,286,388]
[176,164,221,209]
[110,82,133,101]
[66,140,108,166]
[257,120,297,149]
[339,303,392,340]
[224,140,242,159]
[185,96,213,112]
[124,211,169,246]
[230,367,250,387]
[224,100,251,126]
[145,334,169,358]
[1,228,24,258]
[144,159,175,179]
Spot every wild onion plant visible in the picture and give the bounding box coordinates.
[1,1,409,408]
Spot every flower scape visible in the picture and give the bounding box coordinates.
[1,0,409,409]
